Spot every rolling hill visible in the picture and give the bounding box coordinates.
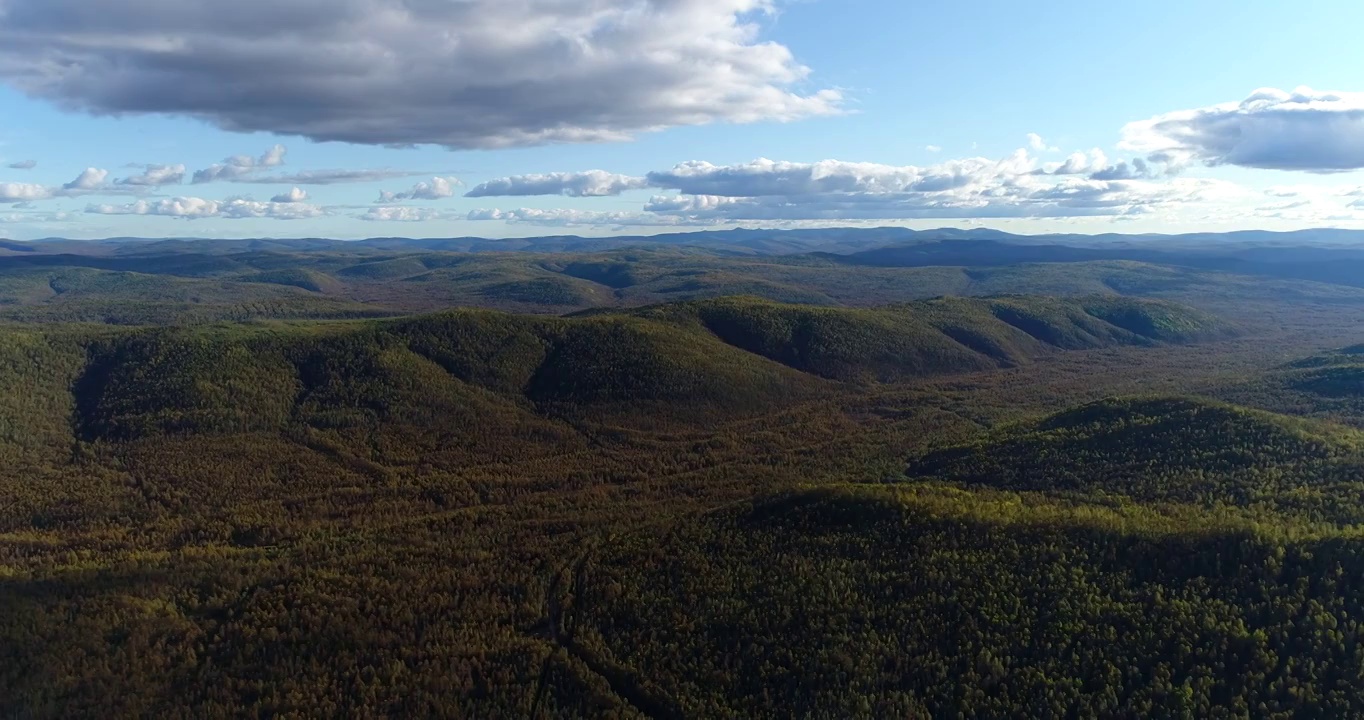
[907,396,1364,515]
[4,296,1230,450]
[635,295,1231,382]
[3,240,1364,325]
[0,281,1358,718]
[1209,345,1364,428]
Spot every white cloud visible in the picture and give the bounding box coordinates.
[6,160,36,170]
[63,167,108,191]
[465,171,650,198]
[1088,158,1159,181]
[1121,87,1364,172]
[271,187,309,203]
[649,158,917,196]
[241,169,421,186]
[0,210,75,224]
[467,207,703,227]
[86,196,324,220]
[361,206,457,222]
[2,168,145,203]
[378,176,461,202]
[0,182,52,203]
[646,154,1034,197]
[193,145,287,184]
[1027,133,1058,152]
[460,148,1283,227]
[925,145,942,153]
[183,146,414,186]
[0,0,840,149]
[632,152,1252,222]
[118,164,186,186]
[1040,149,1109,176]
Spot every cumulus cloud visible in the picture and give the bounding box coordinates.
[1088,158,1157,181]
[0,210,75,223]
[63,167,108,191]
[646,155,1033,197]
[118,163,186,186]
[0,0,841,149]
[0,182,51,203]
[1038,149,1110,176]
[925,145,942,153]
[86,196,324,220]
[271,187,309,203]
[6,160,36,170]
[193,145,287,184]
[623,151,1252,222]
[638,175,1245,222]
[1121,87,1364,172]
[2,167,143,203]
[461,149,1269,227]
[378,177,460,202]
[465,171,650,198]
[240,169,420,186]
[361,206,457,222]
[467,207,701,227]
[192,151,418,186]
[1027,133,1058,152]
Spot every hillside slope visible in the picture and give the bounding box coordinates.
[5,243,1364,323]
[907,396,1364,514]
[572,485,1364,718]
[4,296,1229,453]
[633,295,1231,382]
[1208,345,1364,428]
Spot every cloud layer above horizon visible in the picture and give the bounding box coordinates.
[4,75,1364,231]
[1122,87,1364,173]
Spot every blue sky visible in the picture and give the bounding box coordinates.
[1,0,1363,239]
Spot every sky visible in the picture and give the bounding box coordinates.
[2,0,1364,240]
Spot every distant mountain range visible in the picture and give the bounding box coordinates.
[8,226,1364,259]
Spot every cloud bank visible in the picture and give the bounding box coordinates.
[0,182,51,203]
[362,206,457,222]
[470,151,1264,226]
[87,196,324,220]
[118,164,186,186]
[271,187,309,203]
[244,169,421,186]
[378,177,461,202]
[466,171,650,198]
[1122,87,1364,172]
[2,168,125,203]
[466,207,697,227]
[193,146,287,184]
[0,0,840,149]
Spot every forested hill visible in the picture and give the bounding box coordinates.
[4,235,1364,325]
[907,396,1364,519]
[9,226,1364,257]
[0,295,1228,452]
[573,484,1364,717]
[632,295,1230,381]
[5,273,1364,717]
[1209,344,1364,427]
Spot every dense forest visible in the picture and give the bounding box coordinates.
[6,236,1364,717]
